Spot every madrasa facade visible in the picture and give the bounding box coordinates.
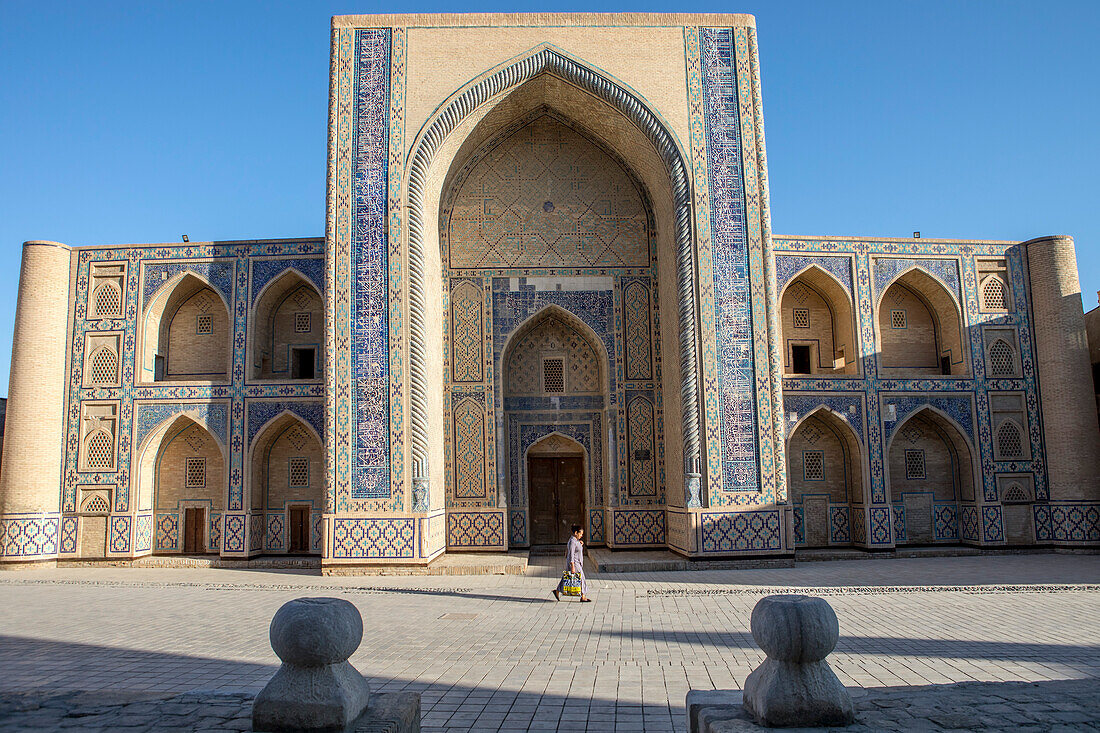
[2,13,1099,570]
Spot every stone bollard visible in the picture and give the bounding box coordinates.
[252,597,420,732]
[742,594,854,728]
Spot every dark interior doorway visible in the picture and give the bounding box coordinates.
[291,347,316,379]
[792,344,812,375]
[529,456,585,545]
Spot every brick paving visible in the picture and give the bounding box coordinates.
[0,554,1097,732]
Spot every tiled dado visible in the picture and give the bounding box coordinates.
[446,510,506,549]
[0,515,60,560]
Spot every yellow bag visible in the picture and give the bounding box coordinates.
[561,571,582,597]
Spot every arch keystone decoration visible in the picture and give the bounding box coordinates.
[405,45,701,495]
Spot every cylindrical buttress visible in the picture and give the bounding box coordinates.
[1025,236,1100,501]
[0,241,72,562]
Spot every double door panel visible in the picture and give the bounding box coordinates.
[529,456,584,545]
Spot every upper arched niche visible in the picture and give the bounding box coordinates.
[779,266,858,376]
[878,268,967,377]
[251,270,323,381]
[141,273,231,383]
[444,112,652,269]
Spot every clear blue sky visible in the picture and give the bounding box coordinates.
[1,1,1097,397]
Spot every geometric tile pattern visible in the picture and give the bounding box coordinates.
[331,518,415,559]
[829,505,850,543]
[612,509,666,546]
[60,517,78,554]
[266,513,284,551]
[776,254,854,296]
[109,514,131,554]
[134,514,153,553]
[626,395,656,497]
[450,279,484,383]
[246,401,324,448]
[446,512,505,548]
[249,514,264,552]
[934,504,959,541]
[156,513,178,551]
[622,279,653,381]
[1034,503,1100,542]
[0,516,60,558]
[445,115,649,269]
[700,510,782,553]
[224,514,245,553]
[589,508,605,544]
[872,257,961,304]
[452,396,486,500]
[249,257,324,306]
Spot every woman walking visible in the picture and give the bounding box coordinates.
[553,524,591,602]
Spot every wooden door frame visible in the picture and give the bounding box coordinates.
[523,433,590,543]
[182,506,207,554]
[287,504,312,554]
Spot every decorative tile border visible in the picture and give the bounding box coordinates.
[612,509,666,546]
[0,516,60,559]
[331,518,415,559]
[700,509,782,553]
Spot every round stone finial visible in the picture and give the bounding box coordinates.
[269,597,363,667]
[749,594,839,663]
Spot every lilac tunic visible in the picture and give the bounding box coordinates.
[557,535,587,595]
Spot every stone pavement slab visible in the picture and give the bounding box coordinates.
[0,554,1097,732]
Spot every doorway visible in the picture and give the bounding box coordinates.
[183,507,205,554]
[529,456,585,545]
[288,506,310,553]
[791,344,812,375]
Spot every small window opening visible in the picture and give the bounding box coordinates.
[803,450,825,481]
[891,310,907,329]
[185,457,207,488]
[196,313,213,335]
[289,457,309,488]
[940,355,952,375]
[904,449,926,480]
[294,312,311,333]
[793,308,810,329]
[543,357,565,393]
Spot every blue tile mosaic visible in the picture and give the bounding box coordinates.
[246,401,324,447]
[250,258,324,306]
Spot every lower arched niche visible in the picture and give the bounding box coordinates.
[787,409,864,548]
[887,408,976,544]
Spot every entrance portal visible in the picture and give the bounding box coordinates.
[529,456,585,544]
[288,506,310,553]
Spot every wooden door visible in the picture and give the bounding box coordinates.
[556,458,585,543]
[288,506,310,553]
[529,456,585,544]
[183,508,204,554]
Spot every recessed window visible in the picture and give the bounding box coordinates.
[80,493,111,514]
[982,277,1007,311]
[185,457,207,488]
[289,457,309,488]
[803,450,825,481]
[891,310,907,329]
[294,312,311,333]
[85,431,114,470]
[997,421,1024,459]
[543,357,565,393]
[793,308,810,329]
[89,347,118,385]
[92,283,122,319]
[989,339,1014,377]
[904,449,925,480]
[196,313,213,334]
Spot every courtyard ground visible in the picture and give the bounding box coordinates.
[0,554,1097,732]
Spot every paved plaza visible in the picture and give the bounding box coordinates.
[0,554,1098,731]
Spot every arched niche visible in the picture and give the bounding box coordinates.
[408,48,697,501]
[248,412,324,554]
[886,407,976,544]
[141,273,231,383]
[136,415,227,554]
[780,267,858,376]
[787,407,864,547]
[499,305,609,544]
[251,270,323,381]
[878,269,967,377]
[523,432,589,545]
